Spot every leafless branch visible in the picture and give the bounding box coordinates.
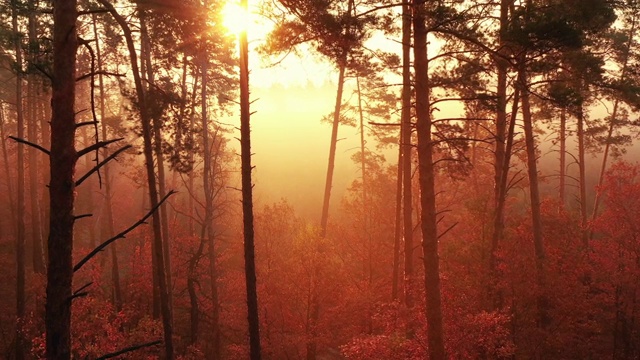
[76,71,124,82]
[95,340,162,359]
[76,121,99,128]
[76,145,132,186]
[78,9,109,16]
[73,190,176,272]
[77,138,123,157]
[8,136,50,155]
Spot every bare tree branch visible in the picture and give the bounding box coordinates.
[95,340,162,359]
[76,145,132,186]
[77,138,123,157]
[76,121,99,128]
[8,136,50,155]
[76,71,124,82]
[73,190,176,272]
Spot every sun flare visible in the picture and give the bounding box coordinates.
[222,1,248,34]
[221,0,272,38]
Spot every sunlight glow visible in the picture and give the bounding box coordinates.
[222,1,249,35]
[221,0,274,40]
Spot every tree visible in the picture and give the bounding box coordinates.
[96,1,174,357]
[91,11,121,311]
[10,0,26,358]
[590,1,640,236]
[237,0,261,358]
[400,0,414,326]
[45,0,78,357]
[412,0,446,357]
[26,0,45,274]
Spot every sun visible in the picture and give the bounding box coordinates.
[222,1,248,34]
[221,0,273,39]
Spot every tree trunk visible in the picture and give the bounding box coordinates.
[98,1,174,357]
[45,0,78,358]
[140,12,173,319]
[238,0,261,357]
[92,13,122,310]
[591,11,637,236]
[189,225,206,345]
[492,86,520,309]
[489,0,510,308]
[40,84,51,263]
[188,74,198,237]
[519,68,548,333]
[201,45,221,359]
[392,126,402,301]
[577,105,588,247]
[559,107,566,207]
[413,1,446,358]
[12,1,27,358]
[28,3,45,274]
[81,127,97,247]
[0,104,17,234]
[401,0,414,328]
[319,63,346,238]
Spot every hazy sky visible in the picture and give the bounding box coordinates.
[219,3,401,221]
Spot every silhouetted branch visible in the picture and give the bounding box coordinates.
[32,63,52,80]
[95,340,162,359]
[74,214,93,221]
[78,9,109,16]
[437,222,458,240]
[369,121,401,127]
[73,190,176,272]
[76,121,99,128]
[77,138,123,157]
[8,136,50,155]
[69,282,94,301]
[76,71,124,82]
[76,145,132,186]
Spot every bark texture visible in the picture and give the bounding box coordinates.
[46,0,78,358]
[413,1,446,358]
[238,1,262,356]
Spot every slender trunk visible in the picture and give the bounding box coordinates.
[489,0,510,309]
[98,2,174,357]
[356,76,374,333]
[45,0,78,358]
[12,1,27,358]
[306,278,320,360]
[176,55,188,161]
[519,68,548,333]
[392,128,402,301]
[189,225,206,344]
[238,1,261,357]
[577,105,588,247]
[92,14,121,310]
[188,74,198,237]
[140,13,173,318]
[137,11,159,320]
[591,100,617,226]
[492,87,521,309]
[356,77,367,212]
[559,107,566,207]
[82,127,97,247]
[319,63,346,238]
[401,0,414,326]
[413,1,446,358]
[0,104,17,232]
[40,76,51,255]
[28,4,45,274]
[201,46,221,359]
[591,13,637,236]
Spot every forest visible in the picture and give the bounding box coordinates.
[2,0,640,358]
